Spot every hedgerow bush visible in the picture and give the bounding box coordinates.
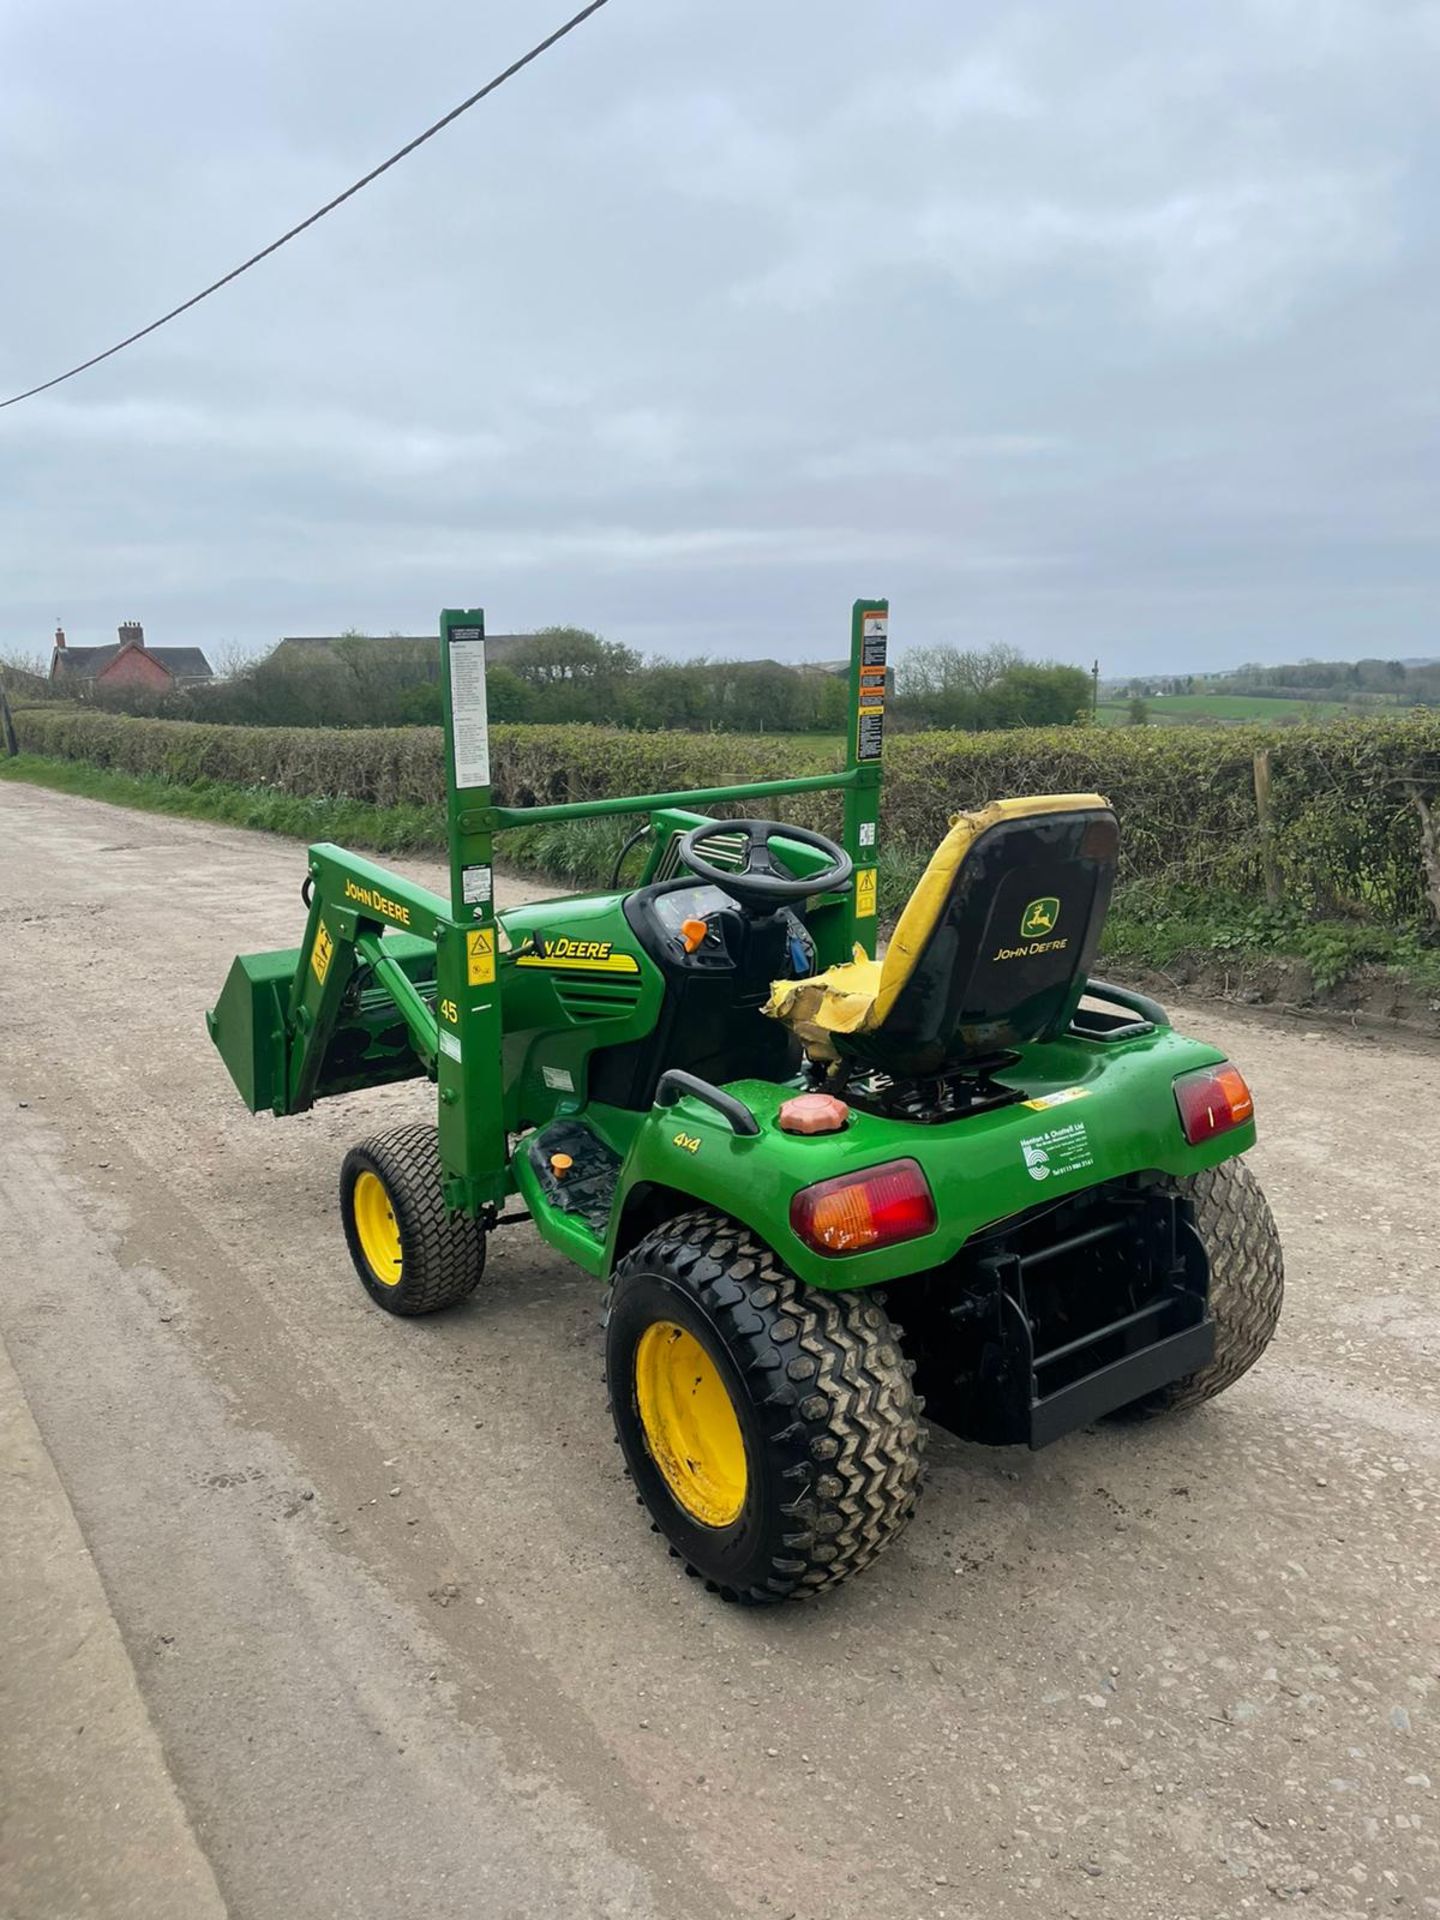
[10,708,445,805]
[13,707,1440,924]
[883,717,1440,921]
[8,711,834,812]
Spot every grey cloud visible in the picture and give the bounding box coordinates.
[2,0,1436,671]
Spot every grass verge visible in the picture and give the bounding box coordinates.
[1104,887,1440,996]
[0,754,447,855]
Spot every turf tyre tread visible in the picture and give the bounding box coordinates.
[606,1208,925,1604]
[1130,1158,1283,1416]
[341,1123,485,1316]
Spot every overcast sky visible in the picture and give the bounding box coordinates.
[2,0,1436,673]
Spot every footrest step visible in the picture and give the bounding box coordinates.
[528,1120,621,1237]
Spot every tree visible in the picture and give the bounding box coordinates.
[895,645,954,701]
[979,664,1093,729]
[613,658,703,731]
[483,666,533,722]
[896,642,1021,703]
[723,661,811,732]
[813,672,848,731]
[892,644,1093,732]
[1128,695,1150,726]
[506,628,639,689]
[0,648,49,686]
[498,628,639,723]
[953,644,1023,695]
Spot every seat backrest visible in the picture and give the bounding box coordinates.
[846,795,1117,1076]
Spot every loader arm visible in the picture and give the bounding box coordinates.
[211,832,511,1213]
[284,847,448,1111]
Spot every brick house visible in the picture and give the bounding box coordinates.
[49,622,214,689]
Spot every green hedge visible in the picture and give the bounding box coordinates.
[10,707,445,806]
[13,706,1440,923]
[6,710,832,808]
[880,719,1440,922]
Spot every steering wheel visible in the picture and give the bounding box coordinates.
[676,818,853,914]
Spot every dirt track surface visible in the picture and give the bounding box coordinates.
[1,780,1436,1920]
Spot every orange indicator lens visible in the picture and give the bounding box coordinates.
[791,1159,936,1255]
[1173,1064,1255,1144]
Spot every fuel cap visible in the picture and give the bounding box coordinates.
[777,1094,850,1135]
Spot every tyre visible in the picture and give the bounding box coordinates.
[1124,1158,1283,1417]
[340,1124,485,1316]
[605,1209,925,1603]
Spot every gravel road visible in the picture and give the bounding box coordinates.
[0,780,1436,1920]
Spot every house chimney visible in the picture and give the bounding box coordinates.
[118,620,144,650]
[54,622,66,650]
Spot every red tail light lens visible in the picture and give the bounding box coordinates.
[1173,1063,1255,1145]
[790,1159,936,1256]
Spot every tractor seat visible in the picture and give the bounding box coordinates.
[764,795,1118,1078]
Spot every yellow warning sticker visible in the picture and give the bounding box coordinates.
[855,868,877,918]
[311,921,333,985]
[1021,1087,1090,1111]
[466,927,496,986]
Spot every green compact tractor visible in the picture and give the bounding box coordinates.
[209,602,1283,1602]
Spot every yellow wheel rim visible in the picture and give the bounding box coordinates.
[353,1170,402,1287]
[634,1321,747,1528]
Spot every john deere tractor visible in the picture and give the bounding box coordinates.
[209,602,1283,1602]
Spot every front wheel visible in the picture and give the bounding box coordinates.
[605,1210,926,1603]
[340,1124,486,1315]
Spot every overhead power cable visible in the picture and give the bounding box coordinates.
[0,0,610,411]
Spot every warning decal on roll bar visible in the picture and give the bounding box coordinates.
[448,634,491,789]
[857,609,887,762]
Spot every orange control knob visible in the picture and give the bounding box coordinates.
[680,917,708,953]
[550,1152,573,1178]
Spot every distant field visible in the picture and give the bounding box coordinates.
[1098,693,1355,726]
[748,731,843,751]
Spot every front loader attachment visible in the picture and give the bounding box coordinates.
[208,931,440,1116]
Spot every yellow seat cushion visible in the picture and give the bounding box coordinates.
[764,794,1108,1063]
[764,950,882,1064]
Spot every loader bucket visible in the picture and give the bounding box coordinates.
[207,948,294,1115]
[208,935,440,1116]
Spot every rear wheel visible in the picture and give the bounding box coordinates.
[605,1210,925,1603]
[340,1124,485,1315]
[1124,1158,1283,1416]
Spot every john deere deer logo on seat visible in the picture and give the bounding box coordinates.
[1020,897,1060,940]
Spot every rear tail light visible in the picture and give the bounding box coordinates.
[791,1159,936,1255]
[1173,1063,1255,1145]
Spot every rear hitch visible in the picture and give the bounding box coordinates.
[931,1185,1215,1448]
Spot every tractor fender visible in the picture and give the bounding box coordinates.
[605,1105,903,1292]
[604,1032,1255,1293]
[608,1179,726,1266]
